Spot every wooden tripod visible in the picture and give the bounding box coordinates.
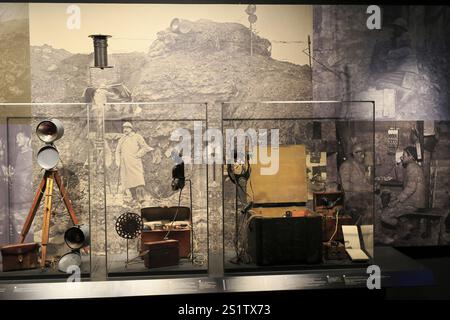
[19,170,78,268]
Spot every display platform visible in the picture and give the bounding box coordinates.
[224,249,371,275]
[107,254,207,277]
[0,247,434,300]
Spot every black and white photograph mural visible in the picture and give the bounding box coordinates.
[313,5,450,246]
[2,2,450,279]
[23,3,313,269]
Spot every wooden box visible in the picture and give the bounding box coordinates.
[1,243,39,272]
[141,230,190,258]
[247,145,308,204]
[143,240,179,269]
[141,206,191,258]
[313,191,344,217]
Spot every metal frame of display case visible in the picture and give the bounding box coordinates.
[101,102,209,278]
[0,101,437,300]
[220,100,376,274]
[0,103,93,281]
[0,247,435,300]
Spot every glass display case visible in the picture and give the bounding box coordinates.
[100,102,209,277]
[0,100,438,299]
[0,101,210,281]
[0,103,92,280]
[221,101,375,274]
[0,101,375,281]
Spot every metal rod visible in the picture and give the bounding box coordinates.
[205,102,210,272]
[126,239,129,268]
[186,179,194,263]
[104,118,206,122]
[0,103,90,106]
[0,100,376,106]
[222,117,366,121]
[372,101,376,231]
[235,183,239,261]
[221,100,375,104]
[308,35,312,82]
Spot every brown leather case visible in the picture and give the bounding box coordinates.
[143,240,179,269]
[141,206,190,221]
[141,206,191,258]
[322,215,353,242]
[1,243,39,272]
[141,230,190,258]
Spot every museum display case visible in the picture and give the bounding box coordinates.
[0,103,92,280]
[0,101,439,300]
[221,101,375,274]
[1,2,449,300]
[100,102,209,277]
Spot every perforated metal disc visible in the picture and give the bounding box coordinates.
[115,212,143,239]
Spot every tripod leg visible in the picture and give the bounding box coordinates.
[19,173,48,243]
[54,171,78,225]
[40,175,54,269]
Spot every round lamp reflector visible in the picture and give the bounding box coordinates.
[58,251,81,273]
[36,119,64,143]
[36,145,60,170]
[64,225,90,250]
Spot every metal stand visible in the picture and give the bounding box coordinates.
[19,170,78,269]
[185,179,194,263]
[126,239,129,267]
[230,182,243,265]
[124,238,143,268]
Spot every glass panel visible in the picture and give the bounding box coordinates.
[102,102,208,277]
[0,103,91,280]
[222,101,374,274]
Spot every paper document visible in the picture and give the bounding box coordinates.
[342,225,369,262]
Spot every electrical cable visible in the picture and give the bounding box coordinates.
[327,209,340,243]
[163,187,183,240]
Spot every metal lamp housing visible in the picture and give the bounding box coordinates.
[36,144,60,170]
[58,251,81,273]
[36,119,64,143]
[64,225,90,250]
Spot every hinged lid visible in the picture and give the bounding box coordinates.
[1,243,39,255]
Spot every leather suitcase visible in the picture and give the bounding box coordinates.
[247,216,323,265]
[141,207,191,258]
[141,230,190,258]
[1,243,39,272]
[143,240,179,268]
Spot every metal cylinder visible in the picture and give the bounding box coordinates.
[64,224,90,250]
[36,118,64,143]
[89,34,111,69]
[36,145,60,170]
[58,251,81,273]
